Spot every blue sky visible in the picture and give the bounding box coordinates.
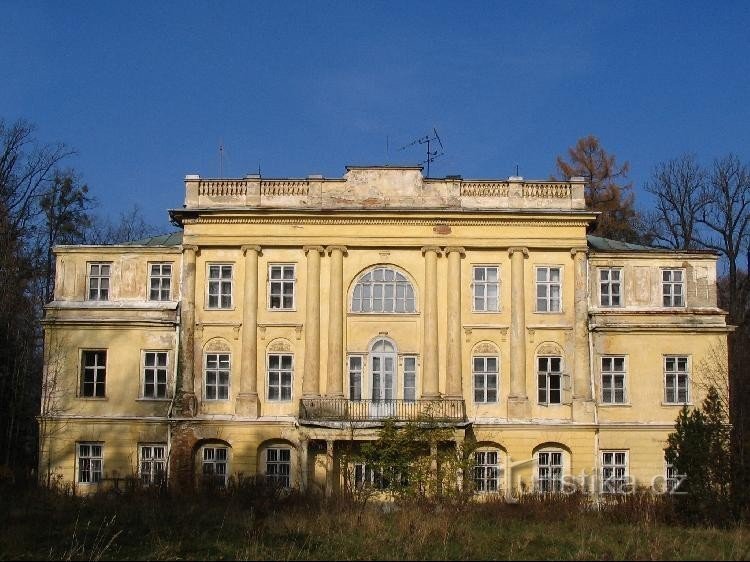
[3,1,750,231]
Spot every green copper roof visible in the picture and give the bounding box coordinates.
[586,235,657,251]
[123,232,183,246]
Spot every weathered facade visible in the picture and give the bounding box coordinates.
[40,166,729,496]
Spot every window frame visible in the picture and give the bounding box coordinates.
[472,265,500,313]
[148,262,173,301]
[535,265,563,313]
[664,355,690,404]
[600,355,628,405]
[265,447,292,488]
[77,442,104,485]
[350,266,417,314]
[601,450,630,494]
[139,443,166,486]
[536,449,564,493]
[472,355,499,404]
[201,446,229,488]
[141,350,170,400]
[206,263,234,310]
[662,268,686,308]
[204,352,231,401]
[473,448,503,493]
[348,354,363,401]
[267,352,294,402]
[268,263,297,311]
[87,262,112,301]
[402,355,418,402]
[599,267,623,308]
[537,355,563,405]
[80,349,107,398]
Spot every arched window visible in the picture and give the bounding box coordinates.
[351,267,416,313]
[474,448,503,493]
[370,338,396,401]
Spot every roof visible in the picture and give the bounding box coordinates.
[123,232,183,247]
[586,235,655,251]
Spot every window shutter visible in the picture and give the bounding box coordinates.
[562,372,573,404]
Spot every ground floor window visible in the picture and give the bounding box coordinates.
[77,443,103,484]
[202,446,228,487]
[601,451,629,493]
[139,444,166,486]
[536,450,563,492]
[352,462,407,490]
[473,450,502,493]
[266,447,291,488]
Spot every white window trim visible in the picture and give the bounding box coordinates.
[139,443,167,486]
[266,352,294,402]
[350,266,418,314]
[402,354,418,402]
[600,450,630,494]
[201,446,229,487]
[79,349,107,399]
[535,448,566,493]
[661,267,687,308]
[598,267,623,308]
[265,446,293,488]
[77,442,104,485]
[473,448,504,493]
[534,265,564,313]
[472,355,500,404]
[600,355,628,405]
[86,262,112,301]
[471,264,501,313]
[204,352,231,401]
[267,263,297,311]
[141,350,171,400]
[537,355,566,405]
[205,263,235,310]
[147,262,173,301]
[663,354,691,405]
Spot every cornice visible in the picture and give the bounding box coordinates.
[184,216,592,227]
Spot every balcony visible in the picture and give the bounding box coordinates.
[299,398,466,423]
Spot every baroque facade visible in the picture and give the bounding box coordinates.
[40,166,729,495]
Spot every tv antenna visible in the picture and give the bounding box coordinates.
[399,128,445,178]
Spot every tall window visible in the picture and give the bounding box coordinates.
[371,338,395,401]
[599,268,622,307]
[77,443,103,484]
[87,263,111,301]
[662,269,685,307]
[664,356,690,404]
[536,267,561,312]
[207,264,233,309]
[473,266,499,312]
[269,265,295,310]
[143,351,168,399]
[473,356,498,403]
[268,354,293,401]
[348,356,362,401]
[665,459,683,494]
[149,263,172,301]
[403,356,417,402]
[537,356,562,405]
[266,447,291,488]
[202,446,228,487]
[204,353,230,400]
[601,451,629,494]
[601,356,626,404]
[139,444,166,486]
[351,267,416,313]
[537,450,563,492]
[474,450,501,493]
[81,350,106,397]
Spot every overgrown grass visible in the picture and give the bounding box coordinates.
[1,483,748,560]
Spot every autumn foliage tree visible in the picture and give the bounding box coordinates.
[555,135,640,242]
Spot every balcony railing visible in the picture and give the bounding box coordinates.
[299,398,466,423]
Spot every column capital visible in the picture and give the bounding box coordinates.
[444,246,466,256]
[508,247,529,257]
[421,245,442,256]
[304,245,325,255]
[570,247,589,257]
[241,245,262,256]
[182,244,199,254]
[326,245,348,255]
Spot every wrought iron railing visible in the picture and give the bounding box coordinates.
[299,398,466,422]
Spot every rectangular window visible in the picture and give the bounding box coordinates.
[473,356,498,403]
[537,450,563,492]
[601,451,629,494]
[87,263,111,301]
[207,264,233,309]
[599,268,622,307]
[149,263,172,301]
[536,266,562,312]
[80,350,106,397]
[665,356,690,404]
[77,443,103,484]
[662,269,685,307]
[538,356,562,405]
[268,354,293,401]
[202,447,228,487]
[143,351,169,399]
[269,264,296,310]
[601,356,627,404]
[266,447,291,488]
[473,266,499,312]
[348,356,362,401]
[666,461,683,493]
[403,356,417,402]
[139,444,166,486]
[353,462,406,491]
[474,450,502,493]
[204,353,230,400]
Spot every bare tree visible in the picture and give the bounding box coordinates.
[644,154,708,250]
[86,204,160,245]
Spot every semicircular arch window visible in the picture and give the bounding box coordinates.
[351,267,416,313]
